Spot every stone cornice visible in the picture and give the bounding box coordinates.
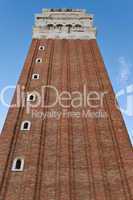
[33,9,96,40]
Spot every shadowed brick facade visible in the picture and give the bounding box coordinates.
[0,9,133,200]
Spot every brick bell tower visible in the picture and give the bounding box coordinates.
[0,8,133,200]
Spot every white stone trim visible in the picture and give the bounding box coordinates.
[39,46,45,51]
[35,58,42,64]
[27,93,37,102]
[33,30,96,40]
[32,9,96,40]
[20,121,31,131]
[11,157,25,172]
[32,73,40,80]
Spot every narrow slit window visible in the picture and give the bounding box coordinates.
[16,159,22,169]
[24,122,29,129]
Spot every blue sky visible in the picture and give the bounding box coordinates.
[0,0,133,143]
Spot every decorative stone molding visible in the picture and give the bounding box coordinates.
[33,9,96,40]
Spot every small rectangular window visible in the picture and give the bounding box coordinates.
[32,74,40,80]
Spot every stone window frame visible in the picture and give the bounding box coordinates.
[20,121,31,131]
[11,157,25,172]
[32,73,40,80]
[39,46,45,51]
[27,93,37,102]
[35,58,42,64]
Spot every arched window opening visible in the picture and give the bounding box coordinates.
[32,74,40,80]
[39,46,45,51]
[27,93,36,102]
[12,158,24,171]
[47,24,54,30]
[75,24,82,27]
[75,24,82,31]
[21,121,31,131]
[66,24,72,33]
[23,122,29,129]
[36,58,42,64]
[56,24,63,31]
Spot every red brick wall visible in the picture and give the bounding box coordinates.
[0,39,133,200]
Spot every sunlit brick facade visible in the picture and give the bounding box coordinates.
[0,9,133,200]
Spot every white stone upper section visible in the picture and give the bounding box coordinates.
[33,9,96,40]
